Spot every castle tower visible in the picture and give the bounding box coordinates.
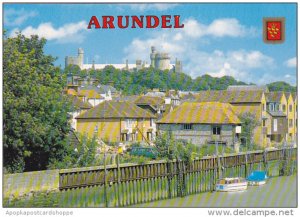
[136,59,142,71]
[125,59,129,70]
[155,53,170,71]
[150,46,156,68]
[175,58,182,73]
[78,48,84,69]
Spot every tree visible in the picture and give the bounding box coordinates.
[239,112,260,148]
[155,132,198,162]
[3,33,72,172]
[48,134,99,169]
[267,81,296,92]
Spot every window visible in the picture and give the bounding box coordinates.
[125,119,136,128]
[289,104,293,112]
[150,119,154,127]
[262,119,266,127]
[183,124,192,130]
[121,133,129,141]
[282,105,286,112]
[273,119,277,132]
[269,103,274,111]
[275,104,280,111]
[289,119,293,128]
[212,126,221,135]
[262,104,265,111]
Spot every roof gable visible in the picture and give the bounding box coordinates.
[134,96,165,106]
[78,89,104,99]
[265,91,285,103]
[76,101,156,119]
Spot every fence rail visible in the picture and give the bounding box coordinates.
[59,148,297,190]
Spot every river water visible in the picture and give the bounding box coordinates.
[133,175,297,208]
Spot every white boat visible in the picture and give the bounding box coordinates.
[216,177,248,192]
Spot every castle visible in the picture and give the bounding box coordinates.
[65,46,182,73]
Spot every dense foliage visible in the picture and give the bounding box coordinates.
[267,81,297,92]
[3,34,72,172]
[69,66,247,95]
[48,134,100,169]
[238,112,260,148]
[69,66,296,95]
[155,132,199,163]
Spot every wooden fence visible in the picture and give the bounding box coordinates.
[57,147,297,207]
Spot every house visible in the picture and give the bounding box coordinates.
[285,92,297,143]
[134,95,171,118]
[78,89,105,107]
[156,102,241,147]
[68,95,92,130]
[264,92,288,144]
[165,90,181,106]
[291,92,297,143]
[76,101,156,143]
[196,90,268,147]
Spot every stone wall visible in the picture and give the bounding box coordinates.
[158,123,235,146]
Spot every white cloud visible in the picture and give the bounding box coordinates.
[4,8,38,26]
[123,17,270,83]
[285,74,291,78]
[207,18,256,37]
[10,21,88,43]
[285,57,297,68]
[129,4,178,11]
[182,18,257,38]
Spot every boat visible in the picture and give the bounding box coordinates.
[247,171,268,186]
[216,177,248,192]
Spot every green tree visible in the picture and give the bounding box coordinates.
[3,33,71,172]
[48,134,99,169]
[239,112,260,149]
[155,132,198,162]
[267,81,296,92]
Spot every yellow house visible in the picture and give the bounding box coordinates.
[285,92,296,143]
[76,101,156,143]
[196,90,268,147]
[292,93,297,142]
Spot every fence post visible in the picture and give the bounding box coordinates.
[167,161,173,199]
[103,152,108,207]
[245,152,248,177]
[116,153,121,207]
[279,148,287,176]
[263,149,268,176]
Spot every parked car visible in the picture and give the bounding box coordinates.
[130,147,159,159]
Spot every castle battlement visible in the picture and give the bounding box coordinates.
[155,53,170,60]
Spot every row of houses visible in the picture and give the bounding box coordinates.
[66,83,297,148]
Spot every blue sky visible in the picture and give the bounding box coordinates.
[3,3,297,85]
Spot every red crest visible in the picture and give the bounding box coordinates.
[263,17,285,44]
